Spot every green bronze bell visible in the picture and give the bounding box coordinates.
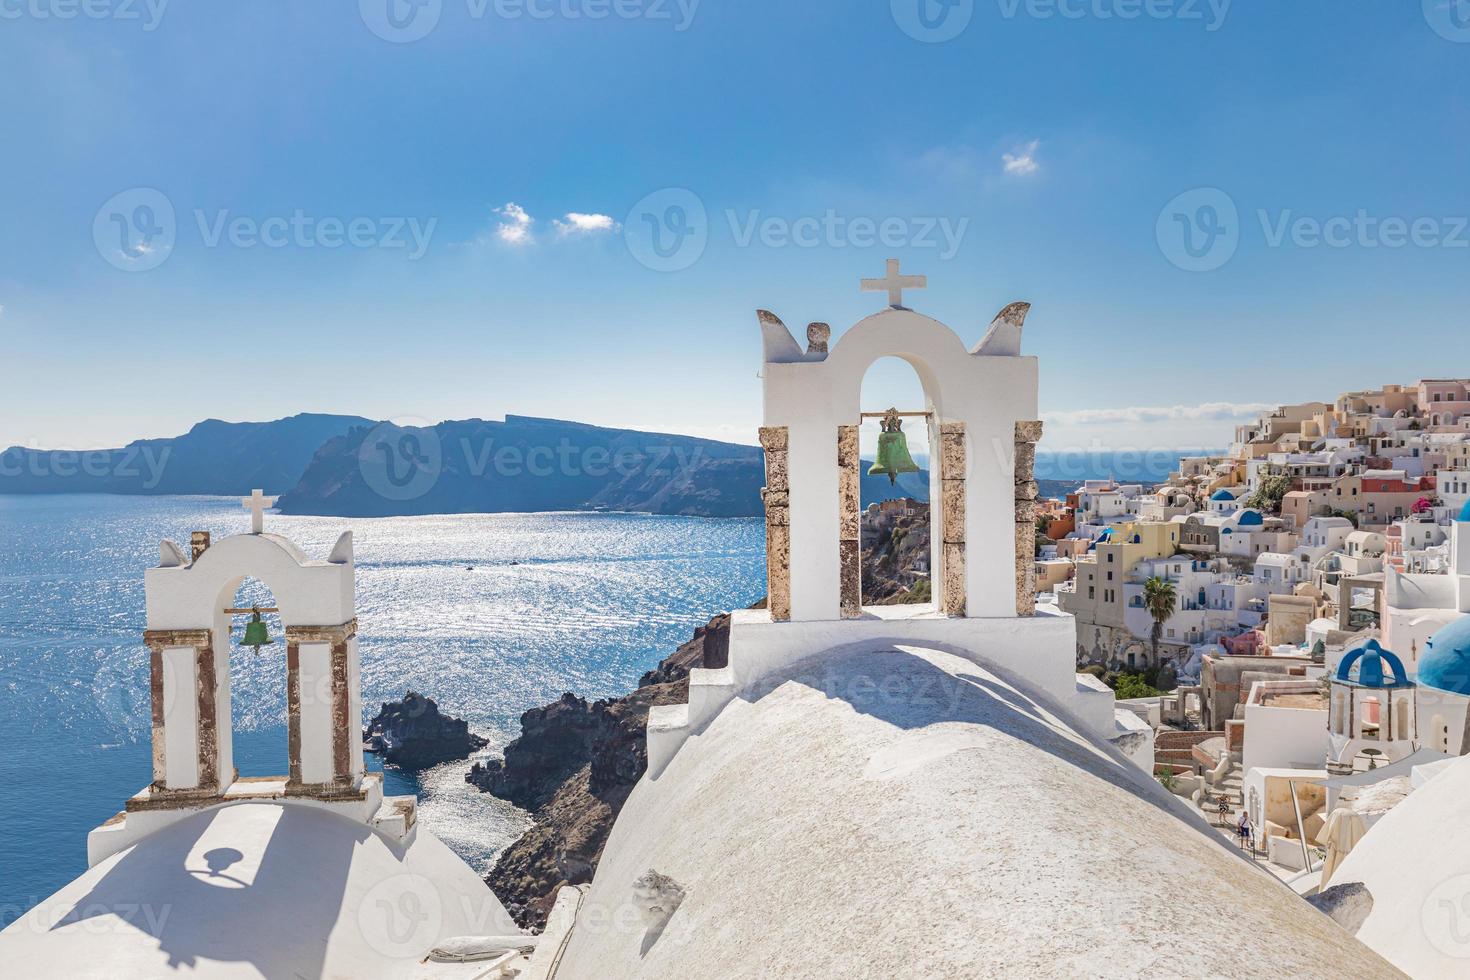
[868,408,922,486]
[240,607,273,653]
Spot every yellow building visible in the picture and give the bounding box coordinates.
[1060,521,1182,632]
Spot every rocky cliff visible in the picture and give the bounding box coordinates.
[473,615,731,929]
[364,691,488,769]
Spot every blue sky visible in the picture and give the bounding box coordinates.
[2,1,1468,457]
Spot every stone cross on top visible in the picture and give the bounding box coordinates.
[862,258,927,309]
[242,489,277,535]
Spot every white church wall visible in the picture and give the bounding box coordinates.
[297,641,335,785]
[1242,700,1328,772]
[162,646,198,790]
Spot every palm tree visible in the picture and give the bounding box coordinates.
[1143,575,1178,668]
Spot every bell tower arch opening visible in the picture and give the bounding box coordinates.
[215,575,286,779]
[858,356,935,609]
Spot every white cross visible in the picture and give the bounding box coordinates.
[862,258,927,309]
[242,489,277,534]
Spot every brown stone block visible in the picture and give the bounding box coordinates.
[1015,420,1045,444]
[942,480,967,544]
[1013,442,1037,478]
[837,425,859,467]
[765,504,790,527]
[1016,519,1037,552]
[839,539,861,619]
[939,432,967,480]
[1015,498,1038,525]
[765,451,789,493]
[767,524,791,622]
[759,426,789,452]
[762,488,790,510]
[942,542,967,617]
[1015,480,1039,501]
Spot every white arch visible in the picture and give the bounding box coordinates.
[763,308,1039,620]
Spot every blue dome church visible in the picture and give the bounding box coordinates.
[1416,616,1470,755]
[1328,639,1416,776]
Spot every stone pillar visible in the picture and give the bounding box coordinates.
[1015,421,1044,617]
[190,531,210,563]
[760,427,792,622]
[939,423,967,618]
[141,627,218,798]
[284,620,361,797]
[837,425,862,619]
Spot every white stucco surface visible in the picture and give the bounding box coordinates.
[0,802,520,979]
[563,645,1397,979]
[1332,753,1470,976]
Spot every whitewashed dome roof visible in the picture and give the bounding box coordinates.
[0,802,518,978]
[559,645,1397,979]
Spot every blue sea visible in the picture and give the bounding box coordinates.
[0,495,766,922]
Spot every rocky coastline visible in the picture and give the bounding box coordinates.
[471,615,731,930]
[363,691,488,769]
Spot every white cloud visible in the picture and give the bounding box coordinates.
[1002,140,1041,176]
[493,202,534,245]
[1043,402,1275,426]
[554,212,620,237]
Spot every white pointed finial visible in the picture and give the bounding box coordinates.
[861,258,926,309]
[242,489,277,534]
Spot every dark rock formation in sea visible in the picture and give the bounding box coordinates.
[364,691,488,769]
[0,414,371,497]
[474,615,731,930]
